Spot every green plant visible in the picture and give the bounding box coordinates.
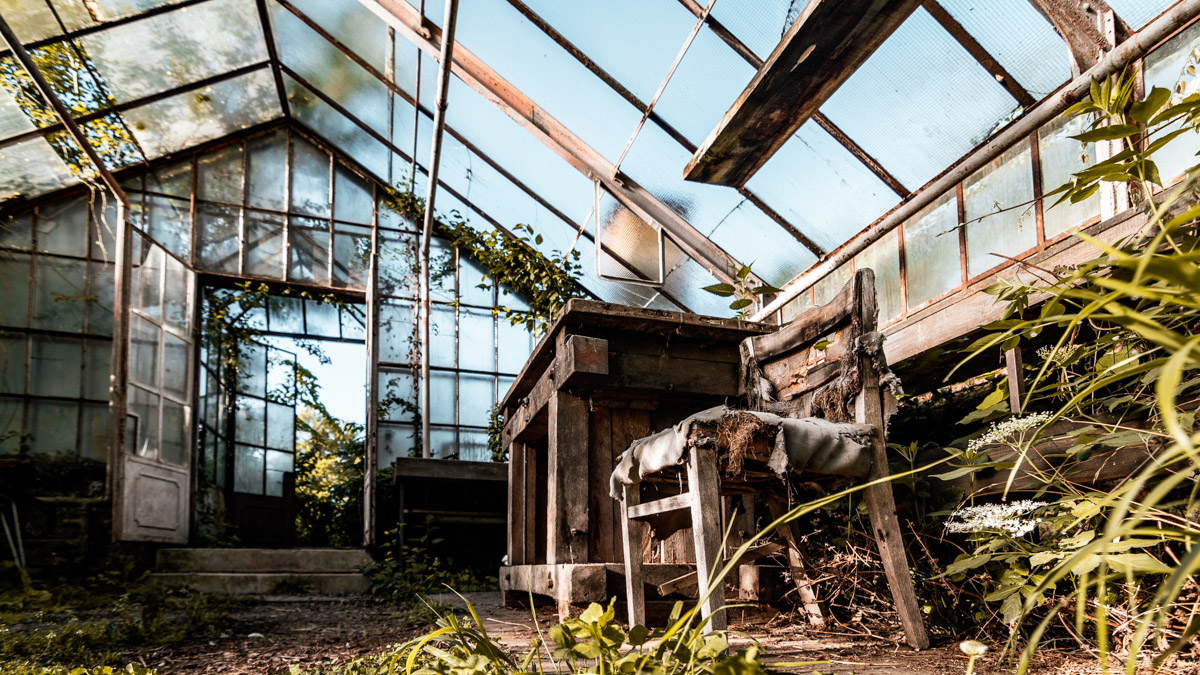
[487,406,506,463]
[365,522,496,608]
[944,72,1200,672]
[702,265,782,319]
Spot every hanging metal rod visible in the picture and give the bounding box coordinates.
[418,0,460,458]
[752,0,1200,321]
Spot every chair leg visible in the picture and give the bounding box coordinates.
[620,485,645,627]
[687,445,726,631]
[767,496,825,627]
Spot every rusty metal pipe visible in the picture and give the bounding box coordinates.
[753,0,1200,321]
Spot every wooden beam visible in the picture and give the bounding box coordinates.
[686,444,726,631]
[683,0,922,186]
[503,335,609,444]
[628,493,692,520]
[357,0,751,285]
[620,486,646,626]
[548,392,589,565]
[1026,0,1113,76]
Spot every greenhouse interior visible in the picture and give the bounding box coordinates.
[3,0,1200,672]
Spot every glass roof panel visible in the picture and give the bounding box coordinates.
[705,200,817,287]
[517,0,695,103]
[271,0,389,136]
[938,0,1070,99]
[820,6,1019,189]
[441,76,594,228]
[0,85,35,140]
[0,135,77,198]
[1108,0,1176,28]
[284,0,389,72]
[653,24,757,147]
[746,120,898,251]
[77,0,267,104]
[708,0,797,62]
[660,241,730,317]
[0,0,97,44]
[124,67,279,156]
[285,74,388,179]
[453,0,642,161]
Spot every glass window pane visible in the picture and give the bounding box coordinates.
[458,257,493,307]
[1,212,33,251]
[28,400,77,456]
[266,401,294,451]
[288,218,330,285]
[245,210,285,279]
[1106,0,1175,28]
[284,76,388,179]
[282,0,388,71]
[29,335,82,398]
[379,228,416,298]
[430,304,455,368]
[0,398,22,454]
[853,228,902,323]
[459,429,489,462]
[145,161,192,198]
[964,141,1037,278]
[814,265,854,306]
[33,256,87,332]
[79,402,108,462]
[379,301,414,364]
[458,372,494,428]
[938,0,1069,99]
[128,384,159,458]
[341,304,366,340]
[161,398,187,465]
[87,261,115,336]
[163,254,191,333]
[459,308,494,372]
[247,129,287,211]
[820,7,1018,189]
[497,320,532,375]
[130,314,160,388]
[1038,114,1102,238]
[133,243,163,319]
[304,299,340,338]
[780,290,813,325]
[37,196,89,257]
[145,195,190,262]
[429,426,455,460]
[0,253,31,328]
[332,226,370,290]
[655,24,758,147]
[334,165,373,224]
[235,395,266,446]
[239,341,268,398]
[268,295,304,333]
[378,367,414,422]
[430,237,456,302]
[0,334,25,394]
[234,443,264,494]
[195,203,241,274]
[84,339,111,401]
[290,135,331,218]
[430,370,455,425]
[162,331,190,401]
[0,137,76,199]
[1144,19,1200,184]
[378,423,415,467]
[902,191,962,309]
[198,142,245,204]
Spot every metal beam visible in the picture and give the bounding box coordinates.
[923,1,1036,108]
[357,0,745,285]
[256,0,291,117]
[1027,0,1116,75]
[753,0,1200,321]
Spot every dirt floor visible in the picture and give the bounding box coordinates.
[115,592,1148,675]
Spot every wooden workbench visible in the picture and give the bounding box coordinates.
[497,300,773,612]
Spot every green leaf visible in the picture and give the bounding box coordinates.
[703,283,737,297]
[1060,530,1095,550]
[1070,124,1141,143]
[1030,551,1064,567]
[736,264,752,280]
[627,625,650,646]
[729,298,753,310]
[579,602,605,624]
[751,284,784,295]
[549,624,575,648]
[1129,86,1171,124]
[1001,592,1023,625]
[978,386,1008,410]
[944,553,992,576]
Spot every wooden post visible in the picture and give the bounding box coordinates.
[767,496,825,626]
[548,391,589,565]
[687,444,727,631]
[1005,348,1025,414]
[620,485,645,627]
[856,270,930,649]
[508,441,525,565]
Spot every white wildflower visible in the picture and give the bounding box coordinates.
[967,412,1052,455]
[946,500,1047,537]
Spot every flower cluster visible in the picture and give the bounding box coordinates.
[967,412,1052,455]
[946,500,1047,537]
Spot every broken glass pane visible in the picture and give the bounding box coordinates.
[128,384,159,458]
[160,398,186,465]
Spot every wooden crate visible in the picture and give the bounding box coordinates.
[497,300,772,612]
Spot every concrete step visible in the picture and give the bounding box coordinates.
[151,571,371,595]
[156,548,372,573]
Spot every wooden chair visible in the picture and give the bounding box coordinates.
[616,269,929,648]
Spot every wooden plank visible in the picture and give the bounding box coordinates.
[656,542,784,596]
[589,407,615,563]
[855,270,931,649]
[628,493,692,520]
[768,497,825,627]
[503,335,609,444]
[684,0,922,186]
[742,274,857,365]
[620,484,646,627]
[508,442,524,565]
[608,353,740,397]
[525,441,540,564]
[1006,347,1026,414]
[499,563,608,610]
[548,391,589,565]
[686,443,726,631]
[393,457,507,481]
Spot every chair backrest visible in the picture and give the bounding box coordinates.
[738,269,881,423]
